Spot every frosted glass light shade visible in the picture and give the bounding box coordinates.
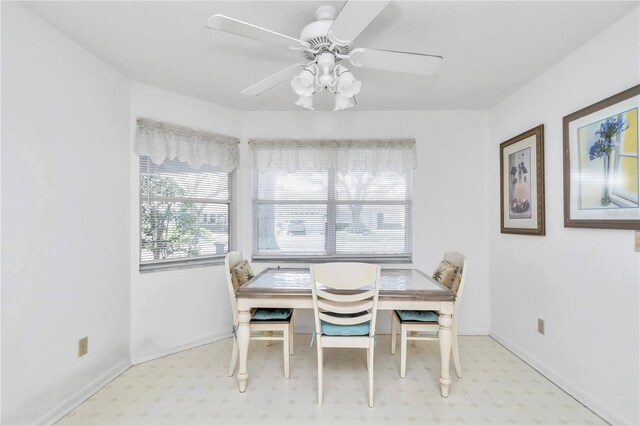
[333,93,355,111]
[337,70,361,97]
[295,95,314,110]
[291,69,315,96]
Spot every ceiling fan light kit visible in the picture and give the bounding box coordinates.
[206,1,443,111]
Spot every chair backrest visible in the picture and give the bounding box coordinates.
[310,263,381,337]
[443,251,468,319]
[224,251,244,326]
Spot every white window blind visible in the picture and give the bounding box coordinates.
[252,168,412,261]
[139,156,232,270]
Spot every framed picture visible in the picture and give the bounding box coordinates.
[563,85,640,230]
[500,125,545,235]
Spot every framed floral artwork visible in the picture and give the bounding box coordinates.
[500,125,545,235]
[563,85,640,230]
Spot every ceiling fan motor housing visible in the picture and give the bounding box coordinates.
[299,5,350,61]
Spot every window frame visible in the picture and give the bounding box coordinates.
[251,168,412,263]
[138,157,234,272]
[611,142,639,207]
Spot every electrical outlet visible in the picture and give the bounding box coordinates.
[537,319,545,335]
[78,337,88,357]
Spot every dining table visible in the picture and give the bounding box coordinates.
[234,267,456,397]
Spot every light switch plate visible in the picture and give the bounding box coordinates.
[636,231,640,253]
[537,319,545,335]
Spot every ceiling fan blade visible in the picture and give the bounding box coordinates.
[241,62,309,96]
[206,15,310,49]
[349,48,443,76]
[327,1,390,46]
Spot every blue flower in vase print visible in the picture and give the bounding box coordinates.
[589,116,629,160]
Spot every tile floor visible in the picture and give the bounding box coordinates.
[59,335,605,425]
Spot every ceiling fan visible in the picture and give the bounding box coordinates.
[205,1,443,111]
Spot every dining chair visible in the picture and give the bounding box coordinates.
[224,251,294,379]
[310,262,381,407]
[391,251,468,378]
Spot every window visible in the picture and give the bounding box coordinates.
[135,117,239,271]
[139,156,232,270]
[252,168,412,261]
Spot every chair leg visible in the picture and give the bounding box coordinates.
[289,319,294,355]
[400,325,407,378]
[368,345,375,408]
[266,330,273,346]
[366,348,369,372]
[283,329,290,379]
[391,313,397,355]
[317,344,324,405]
[228,338,238,377]
[452,329,462,378]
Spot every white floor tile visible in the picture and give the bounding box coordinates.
[57,335,605,425]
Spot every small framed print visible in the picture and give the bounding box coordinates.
[500,125,545,235]
[563,85,640,230]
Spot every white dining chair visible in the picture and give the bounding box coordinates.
[310,262,381,407]
[225,251,294,379]
[391,251,468,378]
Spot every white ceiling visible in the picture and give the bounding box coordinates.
[22,1,638,111]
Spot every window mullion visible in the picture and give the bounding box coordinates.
[327,168,337,255]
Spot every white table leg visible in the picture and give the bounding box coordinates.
[438,308,453,397]
[237,309,251,392]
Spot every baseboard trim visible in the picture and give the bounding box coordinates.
[33,359,130,426]
[490,330,628,425]
[130,330,232,365]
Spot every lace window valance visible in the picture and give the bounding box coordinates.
[249,138,417,172]
[135,118,240,172]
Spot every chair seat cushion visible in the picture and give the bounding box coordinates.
[251,308,293,321]
[396,310,438,322]
[321,321,370,336]
[320,312,370,336]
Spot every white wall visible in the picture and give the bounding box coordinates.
[129,82,242,363]
[1,3,132,424]
[240,110,492,334]
[489,9,639,426]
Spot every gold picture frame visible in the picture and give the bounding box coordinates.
[500,125,545,235]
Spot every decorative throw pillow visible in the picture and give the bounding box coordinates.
[432,260,462,294]
[231,259,254,290]
[449,270,462,294]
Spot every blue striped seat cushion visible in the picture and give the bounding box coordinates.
[320,311,370,336]
[396,310,438,322]
[251,308,293,321]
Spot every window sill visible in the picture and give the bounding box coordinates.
[139,256,225,273]
[251,255,412,264]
